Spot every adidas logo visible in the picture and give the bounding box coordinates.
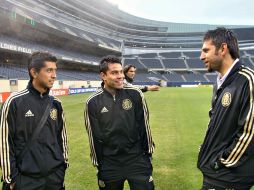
[25,110,34,117]
[101,107,109,113]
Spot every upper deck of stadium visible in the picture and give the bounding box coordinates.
[1,0,254,50]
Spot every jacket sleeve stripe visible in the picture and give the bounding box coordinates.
[0,111,11,183]
[221,69,254,167]
[85,108,98,166]
[142,94,155,153]
[0,89,28,183]
[51,97,69,165]
[61,112,68,163]
[123,82,147,92]
[124,86,155,154]
[84,90,103,166]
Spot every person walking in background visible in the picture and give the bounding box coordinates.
[198,27,254,189]
[123,64,159,92]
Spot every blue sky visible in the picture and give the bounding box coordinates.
[106,0,254,25]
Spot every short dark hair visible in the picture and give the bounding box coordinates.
[203,27,240,59]
[99,55,121,73]
[28,51,57,80]
[123,64,136,74]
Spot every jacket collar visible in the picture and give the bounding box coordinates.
[124,75,133,83]
[218,60,242,90]
[101,82,122,98]
[27,80,50,98]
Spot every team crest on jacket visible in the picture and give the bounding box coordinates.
[122,99,132,110]
[50,108,58,120]
[221,92,231,107]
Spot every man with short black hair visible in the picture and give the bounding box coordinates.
[85,55,155,190]
[198,27,254,189]
[0,51,68,190]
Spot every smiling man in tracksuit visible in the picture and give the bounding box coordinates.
[0,52,68,190]
[85,55,155,190]
[198,27,254,189]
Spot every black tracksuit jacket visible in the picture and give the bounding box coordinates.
[198,61,254,184]
[0,82,68,183]
[85,86,154,166]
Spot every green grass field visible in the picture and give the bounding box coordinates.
[62,87,211,189]
[3,87,252,189]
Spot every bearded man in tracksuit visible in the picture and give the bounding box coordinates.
[0,51,68,190]
[198,27,254,189]
[85,56,155,190]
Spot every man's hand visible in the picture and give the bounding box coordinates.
[10,181,16,190]
[147,85,160,91]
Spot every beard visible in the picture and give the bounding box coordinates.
[39,80,54,90]
[207,67,214,72]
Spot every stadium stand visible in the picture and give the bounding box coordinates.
[183,72,208,82]
[139,59,163,69]
[0,0,254,86]
[0,64,28,79]
[123,58,146,69]
[138,53,158,58]
[0,35,101,63]
[161,59,187,69]
[186,59,204,69]
[241,58,254,68]
[0,63,99,81]
[56,69,99,81]
[183,51,200,58]
[205,73,217,83]
[245,50,254,57]
[159,52,182,58]
[163,73,185,82]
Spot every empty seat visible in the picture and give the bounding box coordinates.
[186,59,204,69]
[162,59,186,69]
[159,52,181,58]
[140,59,162,68]
[123,58,145,69]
